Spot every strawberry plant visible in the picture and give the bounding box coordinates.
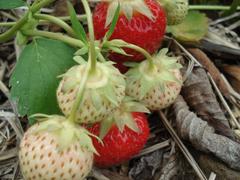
[3,0,231,179]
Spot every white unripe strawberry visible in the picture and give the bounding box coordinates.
[19,115,97,180]
[57,61,126,124]
[126,48,183,111]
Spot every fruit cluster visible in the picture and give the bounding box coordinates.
[19,0,188,179]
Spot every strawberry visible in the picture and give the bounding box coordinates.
[126,48,183,111]
[114,59,129,73]
[19,115,97,180]
[57,61,126,124]
[93,0,167,62]
[88,98,150,167]
[158,0,189,25]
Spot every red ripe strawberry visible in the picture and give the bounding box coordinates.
[93,0,167,62]
[114,59,129,73]
[89,112,149,167]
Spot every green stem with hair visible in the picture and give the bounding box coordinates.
[189,5,240,11]
[0,15,87,27]
[0,0,55,42]
[56,14,87,21]
[124,44,155,70]
[68,65,90,122]
[34,14,75,36]
[23,30,85,47]
[30,0,55,13]
[81,0,97,75]
[0,14,28,42]
[0,22,16,26]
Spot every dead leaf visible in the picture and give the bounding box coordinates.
[222,65,240,94]
[173,95,240,170]
[129,150,163,180]
[181,67,235,140]
[187,48,230,98]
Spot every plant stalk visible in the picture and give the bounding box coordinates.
[34,14,75,36]
[0,15,87,27]
[0,0,55,42]
[0,22,16,26]
[81,0,97,75]
[125,44,155,70]
[189,5,240,11]
[23,30,85,47]
[0,15,28,42]
[56,15,87,21]
[31,0,55,13]
[68,65,90,122]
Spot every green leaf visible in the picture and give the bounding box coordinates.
[77,131,98,154]
[169,11,208,42]
[99,118,114,139]
[75,46,89,56]
[105,2,118,27]
[73,55,87,64]
[123,113,140,133]
[0,0,25,9]
[67,1,87,43]
[126,102,150,113]
[59,128,74,150]
[109,46,129,56]
[123,62,139,68]
[104,3,120,40]
[10,38,76,124]
[140,77,155,99]
[91,90,102,110]
[103,84,118,106]
[108,39,129,47]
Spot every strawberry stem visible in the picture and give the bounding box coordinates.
[81,0,97,75]
[30,0,56,13]
[0,15,87,27]
[34,14,75,36]
[22,30,85,47]
[189,5,240,11]
[68,65,90,122]
[0,22,16,26]
[124,44,155,70]
[0,0,56,42]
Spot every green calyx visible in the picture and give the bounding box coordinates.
[103,39,131,56]
[60,61,126,108]
[103,0,154,27]
[99,96,150,138]
[126,48,183,99]
[30,114,100,154]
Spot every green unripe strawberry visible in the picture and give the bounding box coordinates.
[159,0,189,25]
